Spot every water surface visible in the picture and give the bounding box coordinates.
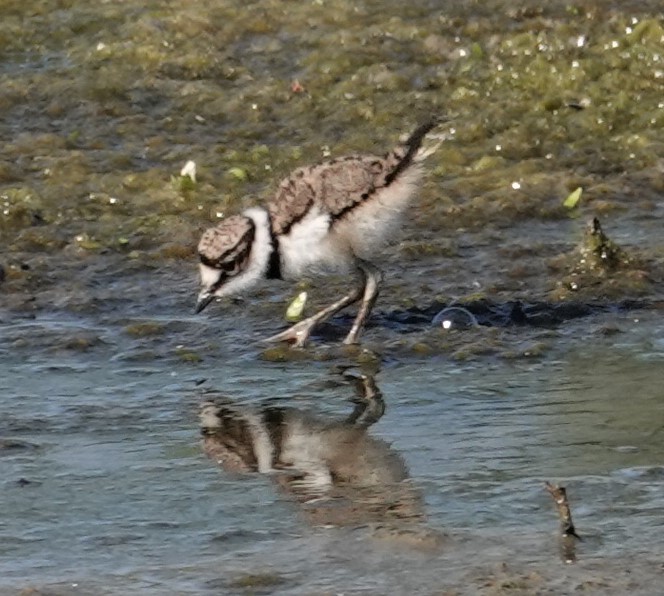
[2,310,663,594]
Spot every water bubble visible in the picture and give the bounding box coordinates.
[431,307,479,330]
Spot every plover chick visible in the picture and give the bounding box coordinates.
[196,118,443,346]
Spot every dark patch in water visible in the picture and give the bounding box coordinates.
[395,298,648,328]
[0,438,41,453]
[316,299,648,337]
[209,529,283,543]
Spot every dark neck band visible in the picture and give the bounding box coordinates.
[266,215,282,280]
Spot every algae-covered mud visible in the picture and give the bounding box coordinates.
[1,0,664,593]
[1,0,663,319]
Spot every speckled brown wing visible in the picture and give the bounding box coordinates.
[267,156,386,236]
[266,119,439,237]
[197,214,255,271]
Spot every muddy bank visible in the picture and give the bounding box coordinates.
[1,0,663,329]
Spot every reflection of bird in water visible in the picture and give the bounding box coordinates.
[200,375,440,545]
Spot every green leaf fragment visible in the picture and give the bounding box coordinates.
[563,187,583,209]
[171,174,196,192]
[285,291,307,322]
[228,167,248,181]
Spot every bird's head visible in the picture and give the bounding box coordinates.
[195,215,257,313]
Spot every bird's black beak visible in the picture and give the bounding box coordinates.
[195,292,215,314]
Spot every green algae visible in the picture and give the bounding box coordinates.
[550,217,653,301]
[259,345,309,363]
[502,341,551,360]
[124,322,165,337]
[0,0,662,328]
[175,347,202,363]
[171,173,197,193]
[57,334,102,352]
[228,571,288,590]
[577,218,632,273]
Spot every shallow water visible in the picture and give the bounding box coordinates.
[1,308,663,594]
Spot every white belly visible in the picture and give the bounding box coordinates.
[278,205,354,277]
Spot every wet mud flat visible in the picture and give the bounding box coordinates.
[2,0,664,334]
[1,0,664,593]
[2,0,664,312]
[1,208,662,364]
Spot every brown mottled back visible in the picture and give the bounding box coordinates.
[266,119,437,236]
[267,157,379,236]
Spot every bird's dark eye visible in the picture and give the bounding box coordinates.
[220,260,242,277]
[199,254,221,269]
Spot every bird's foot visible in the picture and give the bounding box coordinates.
[341,331,361,345]
[264,319,318,348]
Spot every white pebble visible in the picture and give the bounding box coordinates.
[180,160,197,182]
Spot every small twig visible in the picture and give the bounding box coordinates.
[545,481,581,564]
[545,481,581,539]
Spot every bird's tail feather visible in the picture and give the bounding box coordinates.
[384,117,446,184]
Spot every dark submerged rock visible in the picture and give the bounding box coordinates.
[0,438,40,453]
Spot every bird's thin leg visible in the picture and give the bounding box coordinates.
[344,375,385,428]
[264,274,366,348]
[343,260,383,345]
